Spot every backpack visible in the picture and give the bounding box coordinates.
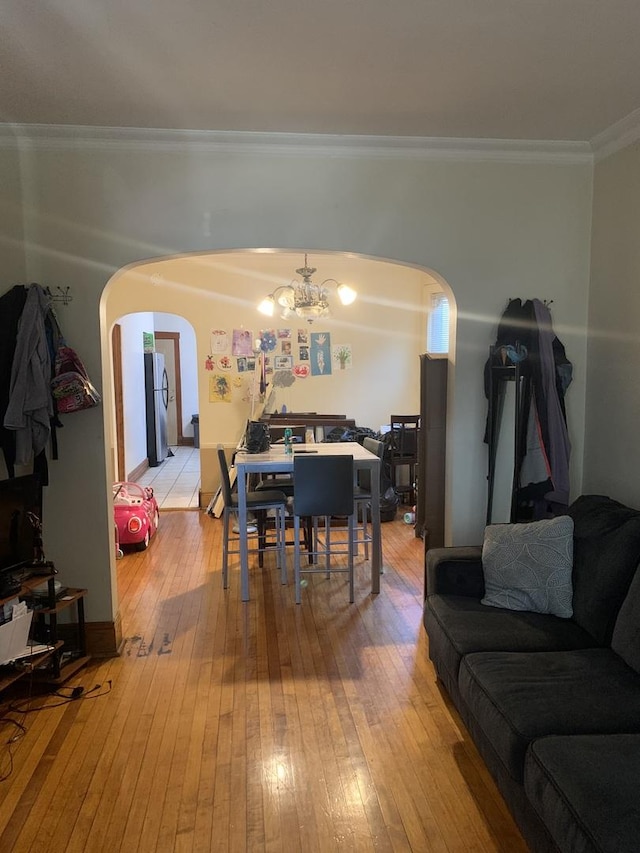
[243,420,270,453]
[51,343,101,414]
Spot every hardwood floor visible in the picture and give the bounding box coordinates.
[0,512,527,852]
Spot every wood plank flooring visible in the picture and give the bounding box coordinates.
[0,511,528,852]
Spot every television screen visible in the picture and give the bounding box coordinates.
[0,475,43,575]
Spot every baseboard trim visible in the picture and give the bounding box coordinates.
[127,458,148,483]
[86,613,122,657]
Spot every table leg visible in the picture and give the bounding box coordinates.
[237,468,250,601]
[370,460,382,593]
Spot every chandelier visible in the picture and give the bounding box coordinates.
[257,254,357,323]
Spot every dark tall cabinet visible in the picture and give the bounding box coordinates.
[415,355,448,547]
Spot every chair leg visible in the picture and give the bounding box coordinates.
[348,514,355,603]
[353,502,370,561]
[278,507,287,584]
[312,517,320,564]
[363,504,370,561]
[294,515,302,604]
[222,508,230,588]
[256,510,266,568]
[303,516,314,564]
[325,517,331,578]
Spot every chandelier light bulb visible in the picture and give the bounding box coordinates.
[257,295,276,317]
[337,283,357,305]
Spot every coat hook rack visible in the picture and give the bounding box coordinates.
[46,286,73,306]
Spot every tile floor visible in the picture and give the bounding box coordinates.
[136,445,201,509]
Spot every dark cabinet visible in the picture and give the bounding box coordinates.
[415,355,447,547]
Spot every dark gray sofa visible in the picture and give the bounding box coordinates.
[423,495,640,853]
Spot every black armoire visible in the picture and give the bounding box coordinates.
[415,354,447,547]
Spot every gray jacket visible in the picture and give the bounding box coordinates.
[3,285,53,464]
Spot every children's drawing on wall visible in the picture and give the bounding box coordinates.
[293,364,310,378]
[241,377,257,405]
[272,367,296,411]
[272,370,296,389]
[205,355,215,371]
[299,346,309,361]
[332,344,353,370]
[310,332,332,376]
[209,374,232,403]
[257,330,277,353]
[217,355,232,371]
[232,329,254,356]
[297,329,309,345]
[210,329,228,353]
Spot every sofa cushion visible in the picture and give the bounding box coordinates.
[611,563,640,674]
[459,648,640,783]
[525,734,640,853]
[568,494,640,644]
[481,516,574,617]
[424,594,595,685]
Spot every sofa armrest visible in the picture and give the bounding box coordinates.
[425,546,485,599]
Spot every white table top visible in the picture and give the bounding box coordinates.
[235,441,380,469]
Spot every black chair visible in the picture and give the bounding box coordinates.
[253,427,314,562]
[216,446,288,588]
[254,424,306,494]
[292,454,355,604]
[389,415,420,505]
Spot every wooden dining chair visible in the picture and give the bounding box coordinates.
[292,454,355,604]
[216,446,288,588]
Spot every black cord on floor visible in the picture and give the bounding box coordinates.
[8,680,112,714]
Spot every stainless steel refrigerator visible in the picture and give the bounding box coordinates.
[144,352,169,467]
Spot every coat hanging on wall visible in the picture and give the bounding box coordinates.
[484,298,572,524]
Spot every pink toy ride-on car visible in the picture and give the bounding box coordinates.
[113,482,159,551]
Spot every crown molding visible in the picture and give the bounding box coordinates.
[0,123,593,165]
[591,108,640,162]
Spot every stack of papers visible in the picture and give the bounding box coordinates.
[0,603,34,665]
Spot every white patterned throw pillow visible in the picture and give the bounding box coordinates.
[481,516,574,618]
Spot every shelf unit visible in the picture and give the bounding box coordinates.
[0,566,89,691]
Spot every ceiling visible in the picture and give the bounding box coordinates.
[2,0,640,145]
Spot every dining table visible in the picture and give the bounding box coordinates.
[233,441,383,601]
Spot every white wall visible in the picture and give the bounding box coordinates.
[3,131,592,624]
[117,312,153,476]
[0,145,26,282]
[152,313,198,441]
[584,143,640,507]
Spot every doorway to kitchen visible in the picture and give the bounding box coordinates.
[112,312,200,509]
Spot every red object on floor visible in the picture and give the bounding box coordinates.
[113,482,159,551]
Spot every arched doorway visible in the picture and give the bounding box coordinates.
[101,249,456,599]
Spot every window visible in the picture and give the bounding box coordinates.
[427,293,449,354]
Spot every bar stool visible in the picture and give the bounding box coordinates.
[216,446,288,588]
[353,437,385,560]
[292,454,356,603]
